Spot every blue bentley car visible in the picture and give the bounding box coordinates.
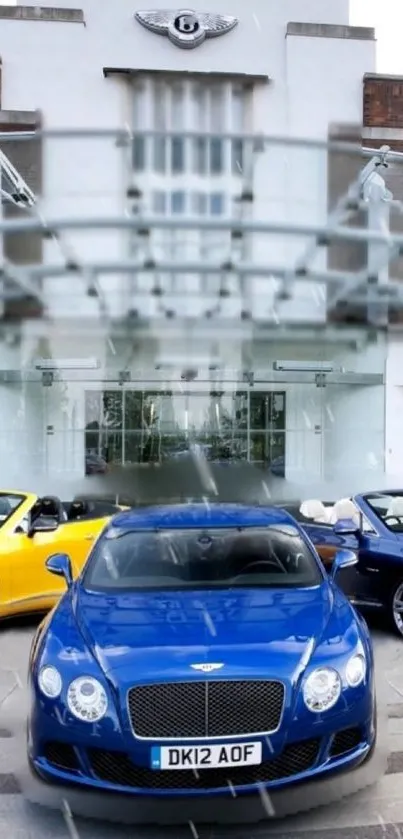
[27,503,380,820]
[286,491,403,639]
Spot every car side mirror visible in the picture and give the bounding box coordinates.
[28,516,59,537]
[330,548,358,581]
[333,517,360,537]
[46,553,73,587]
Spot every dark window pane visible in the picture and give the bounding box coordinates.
[171,137,184,172]
[102,432,123,466]
[85,390,102,428]
[124,431,142,464]
[142,392,161,430]
[250,393,266,430]
[152,191,166,214]
[153,138,166,172]
[250,431,285,470]
[193,137,207,174]
[210,138,223,173]
[232,139,243,174]
[195,433,247,462]
[191,192,207,215]
[250,392,286,431]
[124,391,143,430]
[85,431,123,469]
[171,191,185,214]
[210,193,224,215]
[250,432,266,464]
[102,391,123,430]
[132,137,145,170]
[234,391,248,430]
[268,392,286,430]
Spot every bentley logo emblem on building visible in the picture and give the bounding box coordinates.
[135,9,238,49]
[190,662,224,672]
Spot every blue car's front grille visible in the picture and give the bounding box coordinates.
[127,680,285,739]
[87,737,321,790]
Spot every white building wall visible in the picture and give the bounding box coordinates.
[0,0,375,319]
[385,339,403,477]
[0,0,385,484]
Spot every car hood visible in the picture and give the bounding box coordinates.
[73,583,354,683]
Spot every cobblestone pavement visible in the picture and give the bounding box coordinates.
[0,617,403,839]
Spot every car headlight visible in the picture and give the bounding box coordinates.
[346,653,366,687]
[67,676,108,722]
[38,665,62,698]
[303,667,341,713]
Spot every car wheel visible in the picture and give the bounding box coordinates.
[389,579,403,637]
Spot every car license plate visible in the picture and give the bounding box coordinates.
[151,742,262,770]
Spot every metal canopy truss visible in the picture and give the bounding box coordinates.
[2,128,403,344]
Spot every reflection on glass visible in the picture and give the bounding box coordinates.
[85,391,123,471]
[250,392,285,431]
[84,389,283,469]
[124,391,142,430]
[250,432,285,472]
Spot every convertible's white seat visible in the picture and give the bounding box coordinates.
[300,499,332,523]
[329,498,360,526]
[386,497,403,518]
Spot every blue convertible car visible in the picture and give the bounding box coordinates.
[286,490,403,639]
[27,503,381,821]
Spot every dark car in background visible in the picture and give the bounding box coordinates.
[286,491,403,638]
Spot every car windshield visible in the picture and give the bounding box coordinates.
[363,492,403,532]
[0,492,25,527]
[83,524,323,592]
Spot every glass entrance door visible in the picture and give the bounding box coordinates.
[249,392,286,475]
[84,389,250,467]
[81,373,385,483]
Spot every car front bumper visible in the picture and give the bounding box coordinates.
[26,698,385,822]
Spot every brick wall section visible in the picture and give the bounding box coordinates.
[364,75,403,128]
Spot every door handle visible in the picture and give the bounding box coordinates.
[85,535,95,541]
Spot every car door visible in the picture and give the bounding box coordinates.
[0,492,67,617]
[2,496,109,616]
[4,526,69,616]
[351,492,403,608]
[351,532,401,609]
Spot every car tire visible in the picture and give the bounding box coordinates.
[388,578,403,637]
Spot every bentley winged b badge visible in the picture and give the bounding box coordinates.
[135,9,238,49]
[190,663,224,673]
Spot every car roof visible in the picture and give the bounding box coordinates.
[109,503,296,531]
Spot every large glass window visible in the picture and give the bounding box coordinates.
[249,392,286,472]
[84,389,285,471]
[84,390,123,473]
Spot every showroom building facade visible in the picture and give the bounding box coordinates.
[0,0,388,488]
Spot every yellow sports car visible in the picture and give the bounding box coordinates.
[0,490,125,620]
